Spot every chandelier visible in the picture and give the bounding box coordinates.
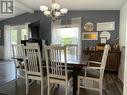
[40,0,68,22]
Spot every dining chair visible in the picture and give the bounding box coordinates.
[23,44,46,95]
[77,44,110,95]
[45,45,73,95]
[26,42,46,61]
[12,43,25,79]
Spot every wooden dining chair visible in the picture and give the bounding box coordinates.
[77,44,110,95]
[23,44,46,95]
[12,43,25,79]
[26,42,46,61]
[45,45,73,95]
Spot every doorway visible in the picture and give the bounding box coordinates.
[4,24,30,60]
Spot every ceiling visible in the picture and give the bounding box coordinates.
[0,0,126,21]
[17,0,126,10]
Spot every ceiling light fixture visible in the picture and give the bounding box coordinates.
[40,0,68,22]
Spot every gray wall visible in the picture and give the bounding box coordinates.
[0,11,51,45]
[0,10,120,48]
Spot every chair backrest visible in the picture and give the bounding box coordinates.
[26,42,45,61]
[23,44,42,75]
[12,43,24,59]
[101,44,110,69]
[45,45,67,79]
[65,44,78,62]
[50,44,61,47]
[26,42,38,47]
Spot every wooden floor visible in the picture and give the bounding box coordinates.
[0,61,123,95]
[0,61,15,86]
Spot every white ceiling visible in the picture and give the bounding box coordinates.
[17,0,127,10]
[0,0,127,21]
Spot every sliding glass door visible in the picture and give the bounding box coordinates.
[4,24,30,60]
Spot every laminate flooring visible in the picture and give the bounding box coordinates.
[0,61,123,95]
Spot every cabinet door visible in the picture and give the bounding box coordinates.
[106,53,118,71]
[89,52,102,61]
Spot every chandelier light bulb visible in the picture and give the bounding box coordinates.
[40,6,48,11]
[60,8,68,14]
[44,11,51,16]
[52,3,60,10]
[40,0,68,22]
[55,12,61,17]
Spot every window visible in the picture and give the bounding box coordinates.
[21,29,28,40]
[52,17,81,62]
[52,27,79,45]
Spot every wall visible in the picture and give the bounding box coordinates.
[118,1,127,83]
[0,11,51,59]
[119,1,127,95]
[60,11,120,48]
[0,10,120,59]
[0,12,51,45]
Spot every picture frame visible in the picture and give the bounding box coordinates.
[82,32,98,40]
[97,22,115,31]
[100,37,107,44]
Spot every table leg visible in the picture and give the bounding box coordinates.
[73,66,81,95]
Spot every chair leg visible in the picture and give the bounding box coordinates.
[65,82,68,95]
[77,77,80,95]
[99,80,103,95]
[41,80,43,95]
[100,90,102,95]
[26,78,29,95]
[99,85,103,95]
[14,61,17,79]
[15,68,17,79]
[48,80,50,95]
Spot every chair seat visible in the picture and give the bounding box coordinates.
[12,57,24,61]
[16,58,24,62]
[50,70,73,80]
[16,64,25,69]
[27,67,47,76]
[79,68,100,78]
